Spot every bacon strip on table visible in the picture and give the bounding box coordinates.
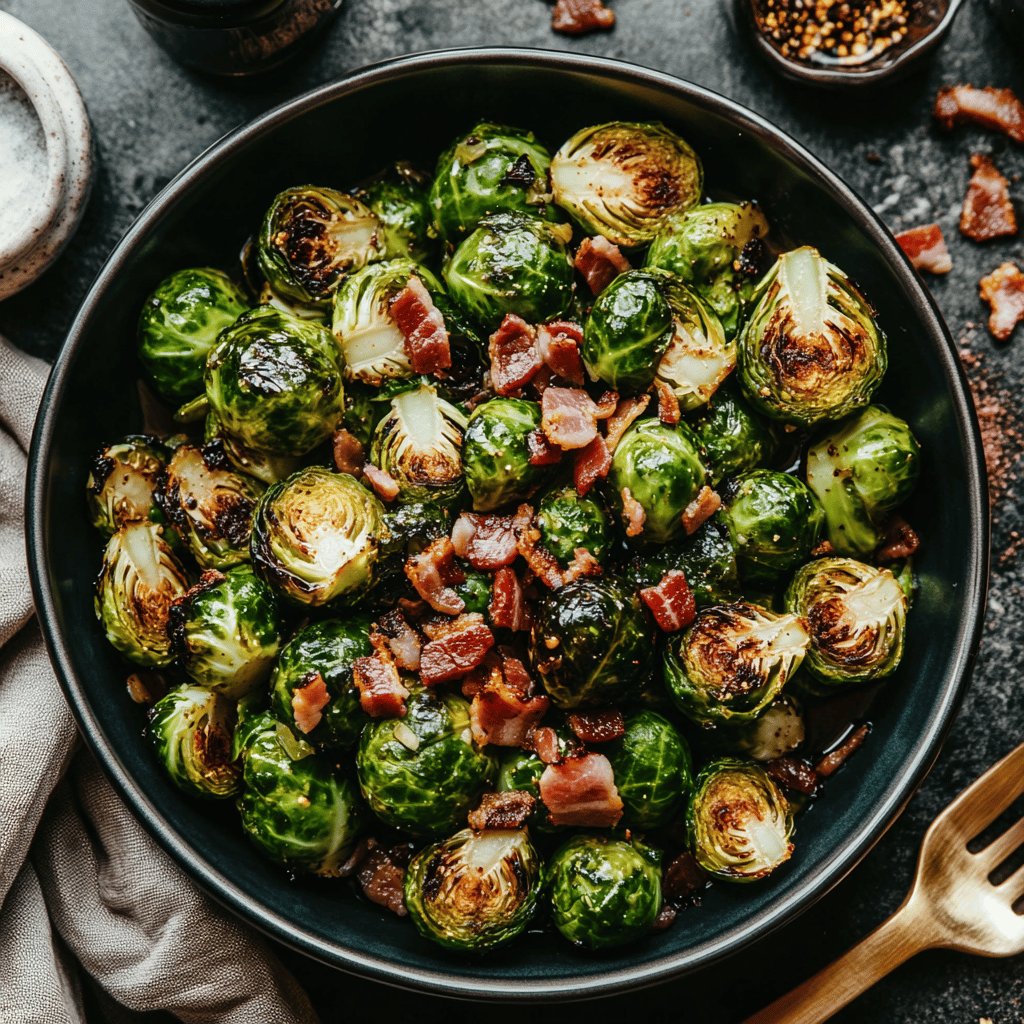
[489,314,542,396]
[654,379,681,425]
[332,428,364,476]
[291,671,330,734]
[489,566,530,631]
[960,154,1018,242]
[526,428,563,466]
[621,487,646,538]
[404,537,465,615]
[894,223,953,275]
[603,394,651,453]
[419,615,496,685]
[681,486,722,536]
[541,386,600,450]
[573,435,612,496]
[640,569,697,633]
[363,463,400,502]
[451,512,519,570]
[568,710,625,744]
[374,610,422,672]
[537,320,585,384]
[352,651,409,718]
[574,235,631,294]
[470,661,549,747]
[389,276,451,374]
[468,791,536,831]
[539,753,624,828]
[934,84,1024,144]
[979,262,1024,341]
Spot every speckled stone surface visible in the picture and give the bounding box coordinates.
[2,1,1022,1021]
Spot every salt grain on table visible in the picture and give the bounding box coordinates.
[0,71,48,249]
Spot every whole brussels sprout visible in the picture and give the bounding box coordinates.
[785,557,908,689]
[443,212,574,331]
[531,576,654,709]
[251,467,386,607]
[551,121,703,248]
[203,414,301,487]
[663,601,810,727]
[462,397,545,512]
[605,710,693,830]
[608,418,706,545]
[726,694,806,762]
[687,382,776,485]
[430,122,555,241]
[205,306,345,457]
[95,522,190,667]
[269,618,372,750]
[356,689,497,837]
[535,485,610,567]
[547,835,662,950]
[87,435,167,536]
[357,162,435,260]
[148,684,240,799]
[719,470,825,585]
[688,757,794,882]
[137,267,248,405]
[738,246,887,427]
[256,185,384,313]
[237,712,364,876]
[170,565,281,699]
[805,406,921,557]
[405,828,542,952]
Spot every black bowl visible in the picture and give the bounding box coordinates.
[27,48,988,1000]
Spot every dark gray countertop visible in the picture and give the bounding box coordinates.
[3,0,1023,1020]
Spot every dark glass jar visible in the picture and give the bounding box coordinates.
[126,0,344,76]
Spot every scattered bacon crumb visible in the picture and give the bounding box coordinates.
[653,904,677,931]
[357,839,410,916]
[489,314,542,396]
[934,84,1024,144]
[960,154,1018,242]
[562,546,602,585]
[621,487,646,537]
[362,463,400,502]
[404,538,465,615]
[765,756,819,796]
[894,223,953,275]
[551,0,616,35]
[332,429,365,476]
[352,652,409,718]
[541,387,600,450]
[489,566,530,631]
[451,512,519,570]
[470,661,549,747]
[979,262,1024,341]
[640,570,697,633]
[875,515,921,562]
[530,726,561,763]
[603,394,650,453]
[539,753,624,828]
[389,276,451,374]
[811,539,835,557]
[537,320,585,385]
[516,516,566,590]
[419,616,496,685]
[468,791,536,831]
[574,235,631,294]
[291,671,331,734]
[663,851,707,903]
[654,379,681,425]
[815,724,871,778]
[526,428,563,466]
[594,390,619,419]
[681,486,722,536]
[573,435,612,496]
[374,610,422,672]
[568,710,625,744]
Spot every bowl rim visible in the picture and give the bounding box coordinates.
[26,45,990,1001]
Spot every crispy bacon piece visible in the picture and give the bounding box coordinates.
[515,510,566,590]
[291,671,330,734]
[552,0,616,35]
[663,851,707,903]
[489,566,530,632]
[489,314,542,396]
[621,487,646,538]
[539,753,623,828]
[603,394,651,453]
[541,386,600,450]
[979,262,1024,341]
[526,428,563,466]
[640,570,697,633]
[573,435,612,496]
[468,790,537,831]
[332,428,365,476]
[362,463,400,502]
[681,486,722,536]
[530,726,561,763]
[470,663,549,747]
[934,84,1024,144]
[765,756,819,796]
[451,512,519,570]
[374,610,422,672]
[961,154,1018,242]
[876,515,922,561]
[594,390,619,419]
[568,710,625,744]
[537,320,585,384]
[815,724,871,778]
[895,223,953,275]
[357,840,410,916]
[563,546,602,585]
[404,538,465,615]
[574,235,631,294]
[654,379,681,425]
[419,615,496,685]
[389,276,451,374]
[352,652,409,718]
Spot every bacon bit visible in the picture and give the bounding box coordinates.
[541,386,600,450]
[470,664,549,747]
[961,154,1018,242]
[934,84,1024,144]
[979,262,1024,341]
[451,512,519,570]
[489,566,530,631]
[357,840,410,916]
[654,379,681,425]
[573,435,612,496]
[563,546,602,585]
[362,463,400,502]
[681,486,722,536]
[552,0,616,35]
[594,390,619,419]
[352,652,409,718]
[515,513,566,590]
[652,904,678,931]
[126,671,167,705]
[539,753,624,828]
[876,515,921,561]
[568,710,625,744]
[621,487,646,538]
[574,235,631,294]
[810,539,835,557]
[374,609,422,672]
[765,756,819,796]
[663,852,707,903]
[332,428,365,476]
[419,618,496,685]
[389,276,451,374]
[815,724,871,778]
[404,538,465,615]
[603,394,651,453]
[894,223,953,275]
[468,791,536,831]
[291,671,331,735]
[530,726,561,763]
[489,314,542,396]
[526,428,563,466]
[640,570,697,633]
[537,320,585,384]
[528,364,553,399]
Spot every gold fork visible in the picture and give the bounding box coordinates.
[744,741,1024,1024]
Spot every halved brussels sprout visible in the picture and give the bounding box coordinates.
[87,435,167,536]
[405,828,542,952]
[95,522,190,667]
[738,246,887,427]
[535,485,610,567]
[531,576,653,708]
[688,757,794,882]
[237,712,364,877]
[726,694,805,762]
[256,185,384,312]
[551,121,703,248]
[137,267,248,405]
[547,835,662,950]
[663,601,810,727]
[148,684,240,799]
[251,467,386,607]
[205,306,345,457]
[785,557,907,688]
[443,212,574,331]
[356,689,497,837]
[805,406,921,557]
[430,122,556,241]
[687,382,776,485]
[357,162,435,260]
[203,414,301,486]
[462,397,545,512]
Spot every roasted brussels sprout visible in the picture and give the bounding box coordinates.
[687,382,776,485]
[378,500,452,583]
[688,757,794,882]
[719,470,825,585]
[356,689,497,837]
[785,557,907,688]
[137,268,248,405]
[547,835,662,950]
[608,418,706,545]
[203,414,300,487]
[550,121,702,248]
[738,246,887,427]
[87,435,167,536]
[462,397,545,512]
[256,185,384,312]
[148,684,240,799]
[535,485,610,567]
[405,828,542,952]
[805,406,921,557]
[95,522,190,667]
[663,601,810,727]
[357,162,434,260]
[726,694,805,762]
[251,467,386,607]
[237,712,364,876]
[531,576,653,708]
[443,212,573,331]
[205,306,345,457]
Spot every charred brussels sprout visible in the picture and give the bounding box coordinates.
[95,522,190,667]
[727,694,806,762]
[443,212,573,331]
[547,835,662,950]
[535,485,610,567]
[551,121,702,248]
[531,576,653,708]
[148,684,240,799]
[379,500,451,582]
[462,398,544,512]
[137,268,248,405]
[251,467,386,606]
[205,306,344,457]
[405,828,542,952]
[203,414,300,487]
[357,162,434,260]
[87,435,167,536]
[688,383,775,485]
[663,601,810,727]
[738,247,887,427]
[805,406,921,557]
[688,758,794,881]
[785,557,907,689]
[356,689,497,837]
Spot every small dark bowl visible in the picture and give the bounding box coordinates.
[27,49,988,1000]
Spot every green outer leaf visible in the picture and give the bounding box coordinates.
[687,382,775,485]
[358,163,435,260]
[462,397,544,512]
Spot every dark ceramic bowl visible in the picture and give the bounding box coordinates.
[27,49,988,1000]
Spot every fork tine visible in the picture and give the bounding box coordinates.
[937,743,1024,841]
[976,816,1024,873]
